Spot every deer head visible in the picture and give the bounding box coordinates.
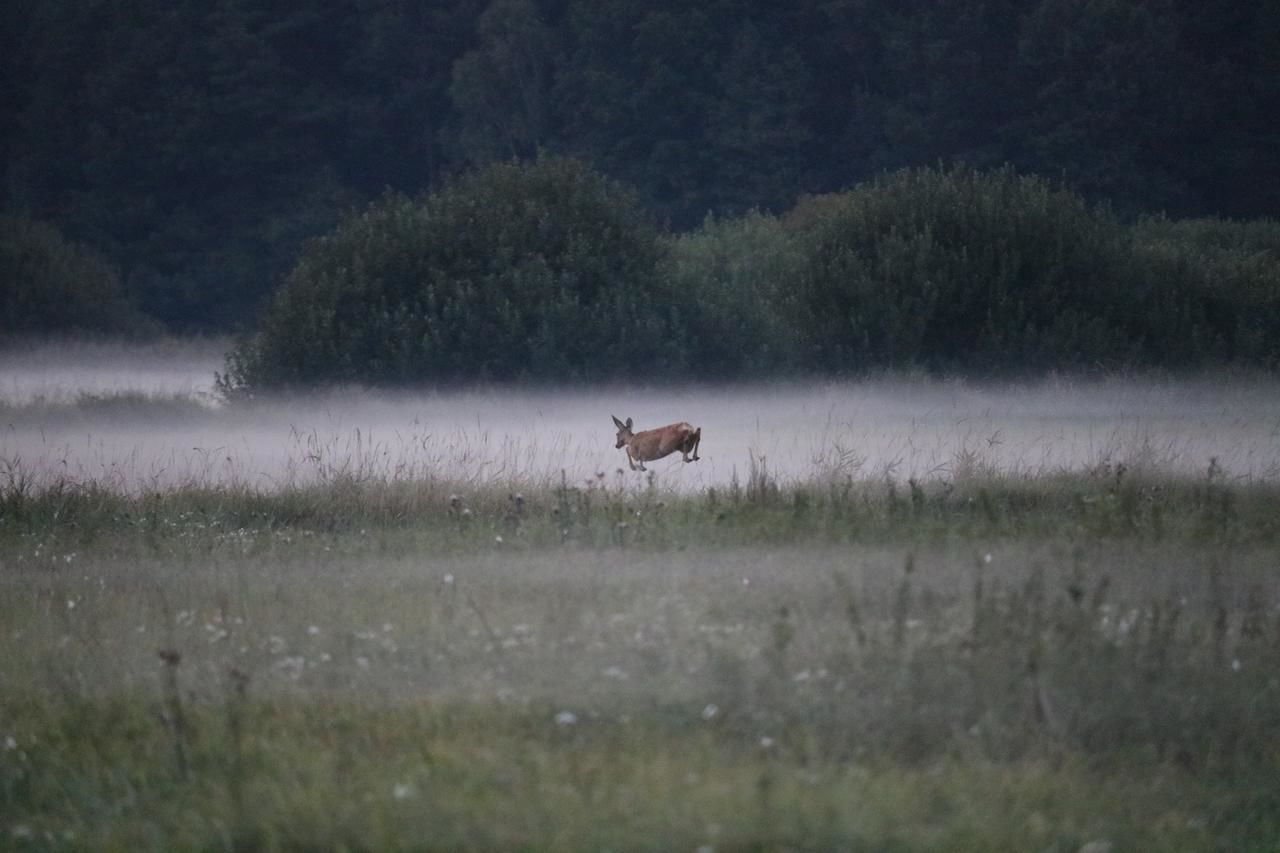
[611,415,634,449]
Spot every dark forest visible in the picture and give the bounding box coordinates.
[2,0,1278,372]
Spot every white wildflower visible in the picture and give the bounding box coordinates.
[554,710,578,727]
[701,703,719,721]
[274,656,306,681]
[393,783,415,800]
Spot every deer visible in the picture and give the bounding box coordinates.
[611,415,701,471]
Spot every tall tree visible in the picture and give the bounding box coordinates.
[343,0,484,194]
[1011,0,1200,213]
[815,0,1025,182]
[1166,0,1280,218]
[446,0,557,164]
[8,0,357,329]
[705,19,818,215]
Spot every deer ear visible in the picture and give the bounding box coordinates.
[625,417,633,429]
[612,415,625,429]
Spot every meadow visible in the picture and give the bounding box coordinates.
[3,339,1280,850]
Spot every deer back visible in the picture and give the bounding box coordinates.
[630,422,695,461]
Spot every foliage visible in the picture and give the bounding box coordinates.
[1127,216,1280,367]
[664,212,807,377]
[3,0,1278,330]
[787,167,1280,372]
[224,158,679,389]
[446,0,556,165]
[0,215,154,336]
[223,163,1280,386]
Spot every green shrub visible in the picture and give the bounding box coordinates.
[783,168,1280,373]
[225,158,681,390]
[787,166,1155,372]
[226,162,1280,389]
[1129,216,1280,367]
[664,211,807,377]
[0,215,153,336]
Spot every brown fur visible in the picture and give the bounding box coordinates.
[612,416,701,471]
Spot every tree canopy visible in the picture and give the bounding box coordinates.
[223,158,680,388]
[3,0,1278,333]
[221,161,1280,390]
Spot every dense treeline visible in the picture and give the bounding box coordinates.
[0,214,155,336]
[222,160,1280,391]
[3,0,1278,333]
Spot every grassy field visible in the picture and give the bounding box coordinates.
[2,359,1280,849]
[3,458,1280,850]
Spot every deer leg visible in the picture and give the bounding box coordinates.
[690,428,701,461]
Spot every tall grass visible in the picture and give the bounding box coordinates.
[3,456,1278,552]
[3,489,1278,848]
[3,378,1279,847]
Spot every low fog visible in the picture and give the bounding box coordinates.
[3,340,1279,493]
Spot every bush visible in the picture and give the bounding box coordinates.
[787,166,1154,372]
[225,158,682,390]
[784,167,1280,373]
[226,162,1280,389]
[665,211,807,378]
[1129,216,1280,367]
[0,215,153,336]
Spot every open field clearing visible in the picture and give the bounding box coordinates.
[3,340,1280,493]
[0,338,227,405]
[3,502,1279,849]
[2,341,1280,848]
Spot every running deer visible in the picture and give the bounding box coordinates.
[611,415,702,471]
